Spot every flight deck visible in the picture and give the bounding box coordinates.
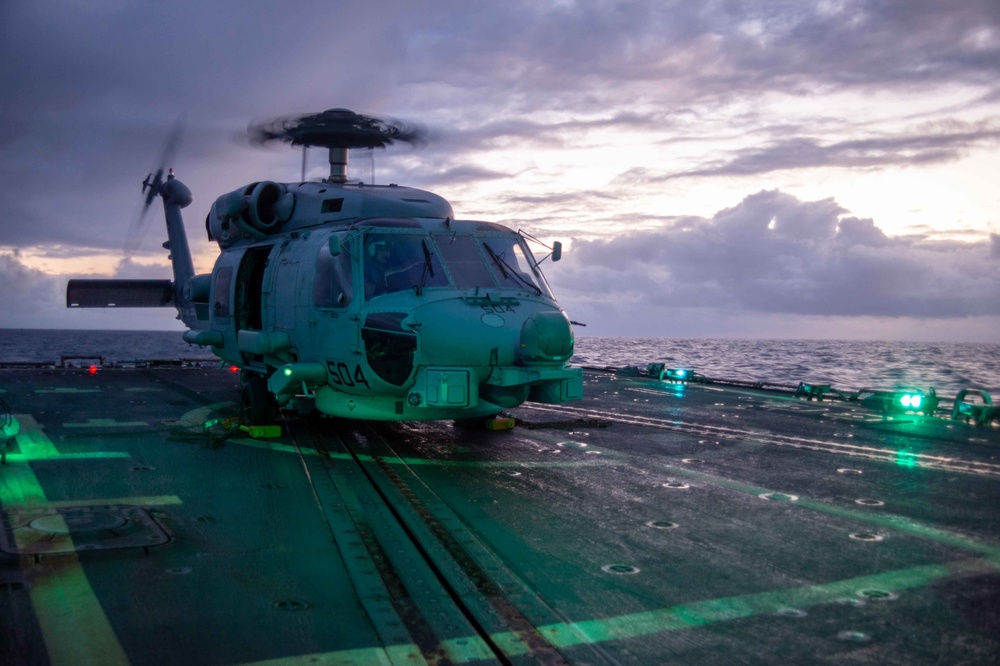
[2,363,999,665]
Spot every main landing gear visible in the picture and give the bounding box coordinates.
[240,372,278,427]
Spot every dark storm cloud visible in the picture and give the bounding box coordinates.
[551,190,1000,318]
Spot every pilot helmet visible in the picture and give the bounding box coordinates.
[368,240,392,257]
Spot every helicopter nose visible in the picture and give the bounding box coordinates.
[519,312,574,364]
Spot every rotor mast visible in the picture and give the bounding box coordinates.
[328,146,349,184]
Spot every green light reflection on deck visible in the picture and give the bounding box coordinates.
[895,449,919,468]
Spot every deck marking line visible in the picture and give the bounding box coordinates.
[5,452,131,462]
[9,414,130,462]
[235,437,606,468]
[237,643,417,665]
[13,414,59,458]
[236,557,1000,662]
[531,557,999,648]
[521,403,1000,477]
[521,404,1000,567]
[35,388,101,394]
[64,418,148,428]
[0,425,130,664]
[45,495,183,508]
[650,459,1000,559]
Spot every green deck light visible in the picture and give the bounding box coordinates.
[662,368,692,384]
[858,388,936,416]
[283,367,293,377]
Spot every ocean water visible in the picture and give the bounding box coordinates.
[0,329,997,396]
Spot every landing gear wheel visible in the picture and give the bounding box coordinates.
[241,375,278,426]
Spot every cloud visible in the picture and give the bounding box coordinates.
[0,251,63,318]
[551,190,1000,319]
[612,119,1000,183]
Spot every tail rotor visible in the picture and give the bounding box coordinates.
[125,118,185,255]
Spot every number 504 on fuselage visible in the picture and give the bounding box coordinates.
[67,112,583,423]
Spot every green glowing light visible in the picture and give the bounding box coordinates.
[284,367,293,377]
[895,450,918,468]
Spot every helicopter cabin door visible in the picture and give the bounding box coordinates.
[233,245,274,363]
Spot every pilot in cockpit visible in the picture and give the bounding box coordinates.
[365,240,394,298]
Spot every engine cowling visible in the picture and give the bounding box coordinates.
[207,181,295,246]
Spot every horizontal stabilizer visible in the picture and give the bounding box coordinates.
[67,279,174,308]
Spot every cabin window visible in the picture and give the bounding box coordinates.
[363,233,448,299]
[433,234,497,289]
[213,266,232,317]
[313,236,353,308]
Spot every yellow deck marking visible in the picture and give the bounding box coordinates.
[0,417,131,665]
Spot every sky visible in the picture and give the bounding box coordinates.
[1,0,999,342]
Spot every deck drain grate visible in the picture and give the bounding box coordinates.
[837,468,863,475]
[838,630,872,643]
[855,499,885,506]
[681,458,705,464]
[602,564,640,575]
[857,589,897,601]
[759,492,799,502]
[272,600,310,611]
[849,532,884,542]
[776,608,808,618]
[645,521,679,530]
[662,482,690,489]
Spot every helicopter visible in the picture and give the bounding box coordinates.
[66,109,583,425]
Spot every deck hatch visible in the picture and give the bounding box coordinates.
[0,505,171,555]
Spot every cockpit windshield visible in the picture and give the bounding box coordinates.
[364,233,448,299]
[363,230,553,300]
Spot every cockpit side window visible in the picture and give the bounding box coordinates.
[433,233,497,289]
[364,232,448,299]
[313,234,353,308]
[213,266,232,317]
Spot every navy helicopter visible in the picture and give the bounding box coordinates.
[67,109,583,425]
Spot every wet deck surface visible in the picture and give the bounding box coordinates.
[2,366,999,665]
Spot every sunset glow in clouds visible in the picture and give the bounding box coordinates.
[2,1,998,340]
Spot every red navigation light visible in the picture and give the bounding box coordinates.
[229,366,240,374]
[88,365,99,375]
